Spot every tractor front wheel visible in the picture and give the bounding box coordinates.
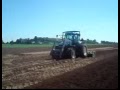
[69,48,76,59]
[81,46,87,58]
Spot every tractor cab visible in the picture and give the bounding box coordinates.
[63,31,80,40]
[62,31,81,45]
[55,31,82,46]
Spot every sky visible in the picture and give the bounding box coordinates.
[2,0,118,43]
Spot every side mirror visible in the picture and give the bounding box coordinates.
[56,35,58,38]
[80,38,84,41]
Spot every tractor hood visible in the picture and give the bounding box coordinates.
[55,39,72,46]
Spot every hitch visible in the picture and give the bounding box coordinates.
[87,51,96,57]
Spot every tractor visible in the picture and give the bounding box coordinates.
[50,31,95,60]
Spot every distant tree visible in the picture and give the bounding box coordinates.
[10,40,14,44]
[93,39,98,44]
[16,39,20,44]
[85,39,98,44]
[26,38,31,44]
[6,42,9,44]
[34,36,38,44]
[16,38,22,44]
[101,40,118,44]
[2,40,4,44]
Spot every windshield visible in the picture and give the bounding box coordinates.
[65,35,73,40]
[64,34,80,41]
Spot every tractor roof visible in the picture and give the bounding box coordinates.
[63,31,80,35]
[63,31,80,33]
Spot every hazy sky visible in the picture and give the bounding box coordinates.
[2,0,118,43]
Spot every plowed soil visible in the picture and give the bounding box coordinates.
[2,47,118,89]
[27,51,118,89]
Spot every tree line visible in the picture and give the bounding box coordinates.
[100,40,118,44]
[2,36,118,45]
[2,36,56,44]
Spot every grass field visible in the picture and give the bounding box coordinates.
[2,44,53,48]
[2,44,117,48]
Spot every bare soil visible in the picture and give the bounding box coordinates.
[27,51,118,89]
[2,47,118,89]
[2,47,51,56]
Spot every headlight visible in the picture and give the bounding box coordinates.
[52,48,55,50]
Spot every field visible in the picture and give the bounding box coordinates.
[2,44,52,48]
[2,44,118,89]
[2,44,118,55]
[2,44,117,48]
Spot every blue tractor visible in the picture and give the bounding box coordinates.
[50,31,94,60]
